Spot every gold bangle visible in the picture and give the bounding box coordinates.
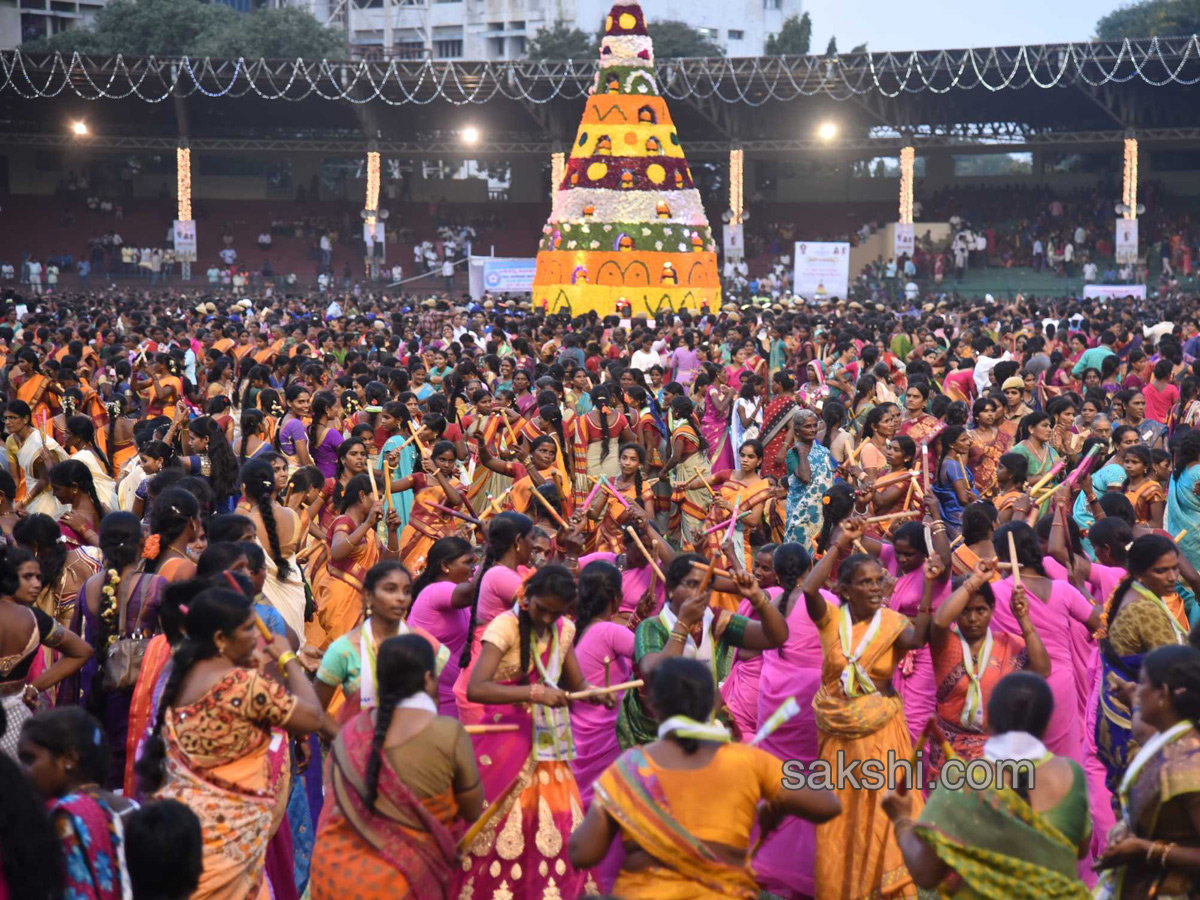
[1147,840,1164,864]
[1160,842,1177,867]
[276,651,298,673]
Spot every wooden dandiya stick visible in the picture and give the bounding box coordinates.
[697,556,719,592]
[689,560,734,580]
[625,526,665,581]
[382,460,392,515]
[920,443,930,497]
[504,415,521,446]
[689,465,718,497]
[567,680,643,701]
[1175,528,1188,543]
[905,716,957,791]
[407,421,427,456]
[902,474,917,510]
[1027,459,1066,497]
[1065,443,1102,489]
[1007,531,1021,588]
[464,724,520,734]
[397,431,421,450]
[458,777,523,851]
[847,439,868,465]
[852,539,869,554]
[253,614,274,641]
[864,509,921,525]
[603,655,612,688]
[297,541,322,563]
[369,458,380,502]
[871,469,919,491]
[430,502,482,527]
[527,485,570,529]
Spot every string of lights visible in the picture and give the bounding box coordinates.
[4,36,1200,105]
[1122,137,1138,219]
[550,151,565,195]
[898,146,914,224]
[176,146,191,222]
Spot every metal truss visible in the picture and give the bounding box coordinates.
[10,127,1200,155]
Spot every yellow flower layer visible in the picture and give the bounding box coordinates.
[531,282,719,317]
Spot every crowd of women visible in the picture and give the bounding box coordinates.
[6,289,1200,900]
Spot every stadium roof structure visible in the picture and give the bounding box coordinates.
[3,35,1200,156]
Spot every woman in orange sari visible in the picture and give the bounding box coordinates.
[137,589,324,900]
[799,516,933,900]
[583,442,654,554]
[132,353,184,419]
[310,634,483,900]
[12,347,57,427]
[477,435,572,521]
[462,391,518,506]
[395,441,468,576]
[314,473,397,649]
[106,395,138,480]
[661,397,711,549]
[680,440,771,611]
[967,397,1012,499]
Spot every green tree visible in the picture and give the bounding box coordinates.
[648,20,724,58]
[764,12,811,55]
[525,20,599,60]
[825,35,837,55]
[1096,0,1200,39]
[25,0,344,58]
[849,42,868,53]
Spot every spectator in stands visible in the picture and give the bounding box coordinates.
[258,231,272,251]
[27,257,42,295]
[219,247,237,267]
[442,257,454,292]
[320,233,332,267]
[1083,259,1098,283]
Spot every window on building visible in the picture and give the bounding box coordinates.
[763,0,781,9]
[698,26,716,38]
[951,152,1033,176]
[1048,152,1116,175]
[434,38,463,57]
[850,155,927,178]
[728,29,744,39]
[1150,150,1200,172]
[486,20,503,30]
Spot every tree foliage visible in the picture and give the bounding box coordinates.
[525,21,599,61]
[764,12,811,55]
[25,0,346,59]
[648,20,724,58]
[825,35,837,55]
[1096,0,1200,39]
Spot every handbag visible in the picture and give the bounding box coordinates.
[101,575,153,692]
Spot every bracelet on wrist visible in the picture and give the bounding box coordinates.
[275,651,298,673]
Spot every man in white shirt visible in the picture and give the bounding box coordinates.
[973,343,1012,395]
[219,247,237,266]
[441,258,454,292]
[391,264,403,283]
[257,231,272,250]
[325,298,343,319]
[1032,238,1045,271]
[319,234,332,266]
[1074,225,1086,246]
[1083,260,1098,283]
[27,259,42,295]
[1063,241,1075,277]
[630,332,661,371]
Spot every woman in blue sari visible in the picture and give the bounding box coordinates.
[376,401,417,529]
[1166,430,1200,571]
[784,409,835,547]
[1095,535,1188,795]
[932,426,979,536]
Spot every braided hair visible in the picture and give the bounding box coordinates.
[308,391,339,453]
[772,541,812,617]
[575,561,621,643]
[12,513,66,593]
[137,590,253,793]
[106,394,128,472]
[669,396,708,454]
[65,414,110,475]
[50,459,105,520]
[1101,535,1178,672]
[537,404,570,473]
[459,512,533,668]
[591,385,614,461]
[239,409,265,462]
[821,400,846,450]
[365,635,436,812]
[991,522,1047,578]
[240,459,292,580]
[87,512,144,712]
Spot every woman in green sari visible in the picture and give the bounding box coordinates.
[882,672,1091,900]
[1094,644,1200,900]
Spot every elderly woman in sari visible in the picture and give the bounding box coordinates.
[569,657,841,900]
[310,634,482,900]
[1094,644,1200,900]
[137,588,324,900]
[883,673,1092,900]
[782,408,836,547]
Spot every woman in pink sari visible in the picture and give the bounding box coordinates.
[695,364,734,472]
[459,565,610,899]
[988,522,1102,761]
[753,542,835,899]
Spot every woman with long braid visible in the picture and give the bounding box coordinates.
[70,512,165,786]
[451,512,533,727]
[137,589,323,900]
[145,488,203,582]
[49,459,106,550]
[660,395,710,548]
[241,459,309,641]
[578,384,637,494]
[238,408,273,464]
[581,442,653,554]
[310,634,483,900]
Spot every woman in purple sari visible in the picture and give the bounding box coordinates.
[695,364,734,473]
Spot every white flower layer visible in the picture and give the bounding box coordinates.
[550,188,708,226]
[600,35,654,66]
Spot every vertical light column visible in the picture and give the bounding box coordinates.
[365,150,381,224]
[1122,137,1138,219]
[550,151,565,196]
[729,148,744,224]
[898,145,915,224]
[176,147,192,222]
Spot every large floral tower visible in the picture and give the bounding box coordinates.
[531,1,721,316]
